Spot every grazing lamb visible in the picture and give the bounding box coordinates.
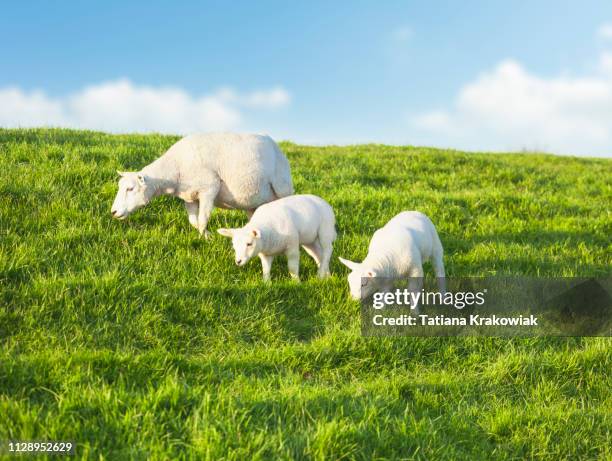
[218,194,336,281]
[338,211,445,301]
[111,133,293,237]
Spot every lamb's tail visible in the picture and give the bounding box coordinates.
[270,144,294,199]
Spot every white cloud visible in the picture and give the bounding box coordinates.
[412,55,612,156]
[599,51,612,75]
[598,23,612,39]
[215,86,291,109]
[0,79,290,133]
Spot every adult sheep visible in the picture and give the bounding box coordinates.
[111,133,294,236]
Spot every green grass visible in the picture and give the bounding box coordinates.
[0,128,611,460]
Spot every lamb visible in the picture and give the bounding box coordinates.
[110,132,293,237]
[338,211,445,301]
[218,194,336,281]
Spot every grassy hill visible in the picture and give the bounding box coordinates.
[1,128,610,460]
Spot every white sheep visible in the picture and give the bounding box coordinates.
[338,211,445,300]
[111,132,293,237]
[218,194,336,281]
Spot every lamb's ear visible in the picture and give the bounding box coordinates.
[136,173,147,187]
[251,228,261,238]
[217,228,234,238]
[117,170,128,177]
[338,257,360,271]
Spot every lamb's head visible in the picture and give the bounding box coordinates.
[111,171,154,219]
[218,227,263,266]
[338,257,379,300]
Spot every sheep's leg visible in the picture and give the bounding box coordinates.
[302,240,322,267]
[286,245,301,282]
[184,201,199,229]
[259,254,274,282]
[316,223,336,278]
[408,265,424,314]
[317,240,333,278]
[197,183,220,238]
[432,246,446,295]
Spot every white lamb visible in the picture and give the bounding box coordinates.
[111,133,293,237]
[338,211,445,300]
[218,194,336,281]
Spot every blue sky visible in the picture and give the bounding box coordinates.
[2,1,612,156]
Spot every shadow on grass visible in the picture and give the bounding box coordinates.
[1,278,330,352]
[238,384,494,459]
[172,283,327,342]
[461,230,609,249]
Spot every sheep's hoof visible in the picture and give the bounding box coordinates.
[199,229,211,239]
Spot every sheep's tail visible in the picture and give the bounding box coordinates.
[271,143,294,199]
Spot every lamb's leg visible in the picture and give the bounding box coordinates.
[302,240,322,267]
[408,265,424,314]
[197,182,220,238]
[286,245,301,282]
[315,237,333,279]
[184,201,199,229]
[316,222,336,278]
[303,239,332,278]
[432,246,446,295]
[259,254,274,282]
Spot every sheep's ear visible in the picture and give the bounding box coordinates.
[217,228,234,238]
[137,173,147,187]
[338,257,360,271]
[251,228,261,238]
[117,170,128,177]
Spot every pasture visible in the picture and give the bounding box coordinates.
[0,129,610,460]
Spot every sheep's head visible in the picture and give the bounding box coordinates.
[338,257,379,300]
[111,171,153,219]
[217,227,262,266]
